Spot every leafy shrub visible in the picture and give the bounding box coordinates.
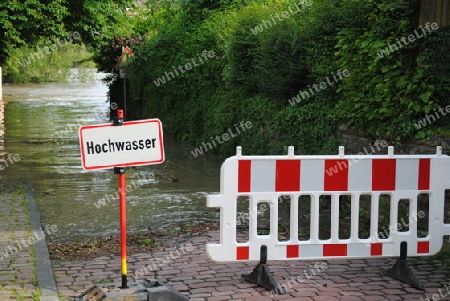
[334,0,449,140]
[4,41,95,83]
[122,0,449,156]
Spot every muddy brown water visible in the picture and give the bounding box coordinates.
[0,74,225,243]
[2,78,438,245]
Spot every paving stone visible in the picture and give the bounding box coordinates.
[4,189,450,301]
[0,192,38,299]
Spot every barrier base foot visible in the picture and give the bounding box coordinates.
[242,264,286,295]
[385,259,424,290]
[73,278,189,300]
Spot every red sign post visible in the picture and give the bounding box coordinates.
[114,109,128,288]
[79,109,165,289]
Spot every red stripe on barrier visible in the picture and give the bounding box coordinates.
[372,159,396,191]
[323,244,347,257]
[418,159,431,190]
[286,245,299,258]
[417,241,430,254]
[238,160,251,193]
[370,243,383,256]
[324,160,349,191]
[236,246,250,260]
[275,160,300,192]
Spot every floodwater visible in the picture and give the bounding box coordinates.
[1,74,224,242]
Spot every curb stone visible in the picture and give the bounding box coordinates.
[25,185,59,301]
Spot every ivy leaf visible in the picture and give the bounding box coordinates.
[419,91,433,103]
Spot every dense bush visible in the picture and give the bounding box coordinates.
[334,0,450,140]
[4,41,95,83]
[121,0,449,156]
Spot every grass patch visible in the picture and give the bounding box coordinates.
[431,239,450,268]
[32,288,41,301]
[96,276,114,284]
[137,238,154,246]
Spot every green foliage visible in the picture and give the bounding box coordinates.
[430,240,450,267]
[117,0,450,155]
[4,0,450,153]
[4,42,95,83]
[137,238,154,246]
[334,0,449,140]
[180,0,252,22]
[124,0,340,155]
[272,100,339,154]
[0,0,68,65]
[1,0,134,72]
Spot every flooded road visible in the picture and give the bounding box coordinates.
[1,75,224,242]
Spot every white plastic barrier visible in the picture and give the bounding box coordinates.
[207,146,450,262]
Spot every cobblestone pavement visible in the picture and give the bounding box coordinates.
[1,190,447,301]
[52,233,450,301]
[0,191,38,301]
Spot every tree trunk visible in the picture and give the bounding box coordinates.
[419,0,450,28]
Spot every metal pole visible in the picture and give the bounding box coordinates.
[119,169,127,288]
[113,109,128,289]
[123,73,126,121]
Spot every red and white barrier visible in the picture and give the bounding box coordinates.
[207,146,450,262]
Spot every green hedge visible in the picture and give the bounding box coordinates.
[122,0,449,156]
[4,41,95,83]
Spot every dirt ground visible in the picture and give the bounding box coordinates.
[48,222,219,260]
